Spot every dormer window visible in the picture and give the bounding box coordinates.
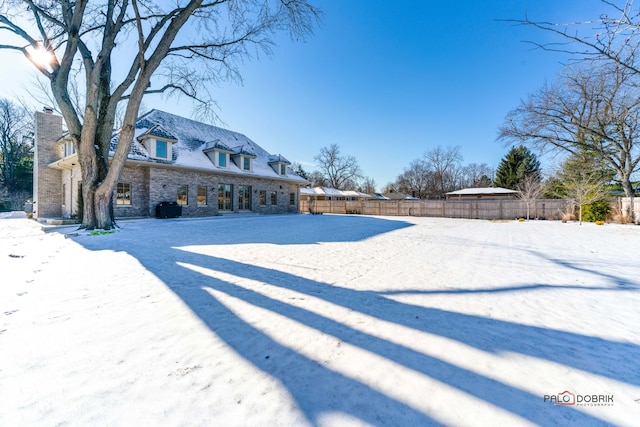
[231,153,254,171]
[146,138,172,160]
[268,154,291,176]
[136,124,177,161]
[231,146,256,172]
[203,140,233,168]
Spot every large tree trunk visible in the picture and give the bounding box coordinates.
[76,112,103,229]
[79,119,118,230]
[94,186,114,230]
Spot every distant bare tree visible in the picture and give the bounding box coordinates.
[395,158,433,199]
[314,144,362,190]
[424,145,463,197]
[460,163,494,188]
[516,174,544,220]
[0,98,33,194]
[358,176,376,194]
[381,181,398,194]
[307,170,327,187]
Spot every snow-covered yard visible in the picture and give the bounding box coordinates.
[1,213,639,426]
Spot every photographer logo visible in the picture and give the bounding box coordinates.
[544,390,614,407]
[545,390,575,406]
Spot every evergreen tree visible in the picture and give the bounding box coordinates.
[494,145,541,189]
[291,162,309,180]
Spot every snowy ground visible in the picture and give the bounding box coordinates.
[1,213,639,426]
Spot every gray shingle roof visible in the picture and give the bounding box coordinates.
[109,109,306,182]
[137,123,177,141]
[268,154,291,164]
[232,145,257,157]
[202,139,232,152]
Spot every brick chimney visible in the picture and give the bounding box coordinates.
[33,109,64,219]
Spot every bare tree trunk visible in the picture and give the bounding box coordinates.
[94,188,114,229]
[77,114,102,228]
[579,204,583,224]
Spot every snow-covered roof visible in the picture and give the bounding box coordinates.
[268,154,291,164]
[110,109,306,183]
[202,139,232,152]
[300,187,373,198]
[381,193,419,200]
[137,123,177,141]
[231,145,257,157]
[342,190,374,198]
[446,187,518,196]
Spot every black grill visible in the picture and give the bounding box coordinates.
[155,201,182,218]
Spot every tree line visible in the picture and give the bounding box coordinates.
[305,143,541,199]
[0,99,33,211]
[309,0,640,223]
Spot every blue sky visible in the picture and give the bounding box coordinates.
[0,0,608,189]
[178,0,605,188]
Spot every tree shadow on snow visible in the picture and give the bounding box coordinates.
[380,240,640,296]
[116,214,415,245]
[74,215,634,426]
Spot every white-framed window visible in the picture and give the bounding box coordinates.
[218,152,227,167]
[156,140,167,158]
[116,182,132,205]
[177,185,188,205]
[259,190,267,206]
[197,186,207,206]
[289,192,296,206]
[147,138,172,160]
[270,191,277,205]
[280,164,287,175]
[62,140,75,157]
[243,157,251,171]
[144,138,171,160]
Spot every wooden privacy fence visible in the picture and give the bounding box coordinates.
[300,198,572,220]
[617,197,640,222]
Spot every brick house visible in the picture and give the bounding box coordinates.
[33,109,307,220]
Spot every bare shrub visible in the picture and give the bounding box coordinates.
[561,211,577,223]
[609,205,633,224]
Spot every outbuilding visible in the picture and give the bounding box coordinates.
[446,187,519,199]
